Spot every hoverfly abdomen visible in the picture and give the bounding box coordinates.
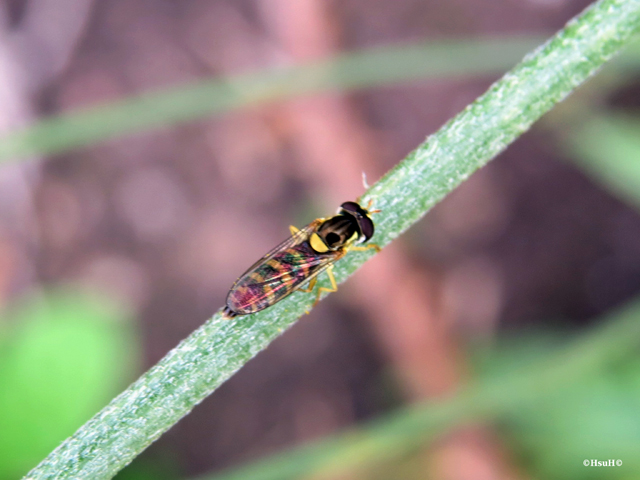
[224,201,379,316]
[227,241,328,315]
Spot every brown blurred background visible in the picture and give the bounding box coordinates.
[2,0,639,479]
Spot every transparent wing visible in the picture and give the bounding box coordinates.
[233,220,321,280]
[227,219,342,313]
[233,247,338,310]
[249,246,337,289]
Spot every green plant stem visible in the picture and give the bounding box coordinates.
[24,0,640,479]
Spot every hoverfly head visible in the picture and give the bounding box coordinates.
[339,201,376,243]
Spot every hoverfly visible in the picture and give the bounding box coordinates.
[223,201,380,317]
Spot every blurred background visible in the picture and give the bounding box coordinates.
[1,0,640,479]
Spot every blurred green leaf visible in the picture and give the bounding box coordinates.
[479,332,640,480]
[608,36,640,72]
[0,36,546,163]
[0,289,137,479]
[184,298,640,480]
[114,457,177,480]
[566,114,640,210]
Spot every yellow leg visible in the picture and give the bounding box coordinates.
[358,198,381,214]
[351,243,381,253]
[298,276,317,293]
[289,225,300,235]
[298,266,339,313]
[312,265,338,308]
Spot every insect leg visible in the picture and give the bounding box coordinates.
[350,243,381,253]
[298,277,320,314]
[289,225,300,235]
[298,276,317,293]
[312,265,338,307]
[358,198,381,214]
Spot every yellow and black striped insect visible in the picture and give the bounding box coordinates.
[223,201,379,317]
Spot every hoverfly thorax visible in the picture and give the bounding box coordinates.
[314,215,359,251]
[309,201,376,253]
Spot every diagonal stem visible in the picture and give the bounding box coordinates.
[24,0,640,478]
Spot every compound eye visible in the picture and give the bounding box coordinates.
[358,215,375,242]
[340,201,361,214]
